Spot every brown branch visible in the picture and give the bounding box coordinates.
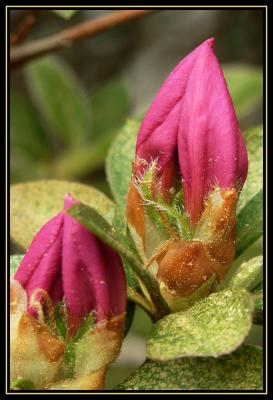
[10,10,155,70]
[10,10,40,46]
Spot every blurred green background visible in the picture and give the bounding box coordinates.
[10,8,263,389]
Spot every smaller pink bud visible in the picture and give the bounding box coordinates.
[14,194,127,338]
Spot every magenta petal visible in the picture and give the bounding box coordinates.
[136,38,215,174]
[49,270,64,305]
[14,212,64,303]
[62,211,126,336]
[96,242,126,318]
[24,233,63,305]
[133,38,248,222]
[237,128,249,190]
[63,193,126,328]
[64,193,79,210]
[178,39,248,224]
[62,214,100,335]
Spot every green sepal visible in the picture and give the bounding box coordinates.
[63,314,94,379]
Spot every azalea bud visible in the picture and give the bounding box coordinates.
[126,38,248,310]
[178,38,248,225]
[11,194,126,390]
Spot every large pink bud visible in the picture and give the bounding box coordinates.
[135,38,248,224]
[127,38,249,308]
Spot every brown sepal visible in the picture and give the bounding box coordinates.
[157,240,220,297]
[126,178,145,241]
[18,313,65,362]
[48,368,106,390]
[157,189,238,297]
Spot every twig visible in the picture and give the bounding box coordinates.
[10,10,40,46]
[10,10,155,70]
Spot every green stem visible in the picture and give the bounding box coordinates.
[127,287,160,320]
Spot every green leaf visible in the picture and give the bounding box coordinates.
[147,289,254,360]
[238,125,263,212]
[11,152,45,184]
[10,378,35,390]
[52,10,78,19]
[253,299,263,325]
[10,93,52,183]
[50,139,112,179]
[24,56,91,146]
[91,78,130,138]
[252,281,263,297]
[236,190,263,258]
[236,129,263,258]
[10,180,114,251]
[120,257,139,293]
[129,305,153,337]
[112,205,139,292]
[223,64,262,121]
[252,281,263,324]
[106,119,140,209]
[228,256,263,291]
[253,292,263,312]
[124,301,135,337]
[245,324,263,347]
[10,93,50,161]
[68,202,140,265]
[235,126,263,257]
[10,255,24,276]
[116,345,263,390]
[68,202,169,316]
[51,79,130,179]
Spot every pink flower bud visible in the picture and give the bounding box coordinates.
[126,38,249,308]
[135,38,248,223]
[14,194,127,338]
